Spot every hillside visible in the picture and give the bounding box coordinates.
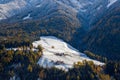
[82,7,120,60]
[0,5,120,61]
[0,0,120,79]
[33,36,104,70]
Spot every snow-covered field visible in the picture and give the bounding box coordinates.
[33,36,104,71]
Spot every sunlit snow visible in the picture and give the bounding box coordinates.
[23,14,31,20]
[33,36,104,71]
[107,0,117,8]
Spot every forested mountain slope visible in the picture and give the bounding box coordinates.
[82,7,120,60]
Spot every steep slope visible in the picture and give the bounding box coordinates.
[0,0,29,20]
[82,7,120,60]
[33,36,104,70]
[0,0,119,25]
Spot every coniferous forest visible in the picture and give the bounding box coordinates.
[0,0,120,80]
[0,40,120,80]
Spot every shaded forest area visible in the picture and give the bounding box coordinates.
[0,40,120,80]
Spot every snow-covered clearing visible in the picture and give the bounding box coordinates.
[33,36,104,71]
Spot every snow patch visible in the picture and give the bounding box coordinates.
[80,9,87,12]
[10,76,15,80]
[97,5,102,10]
[23,14,31,20]
[33,36,104,71]
[107,0,117,8]
[36,4,42,8]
